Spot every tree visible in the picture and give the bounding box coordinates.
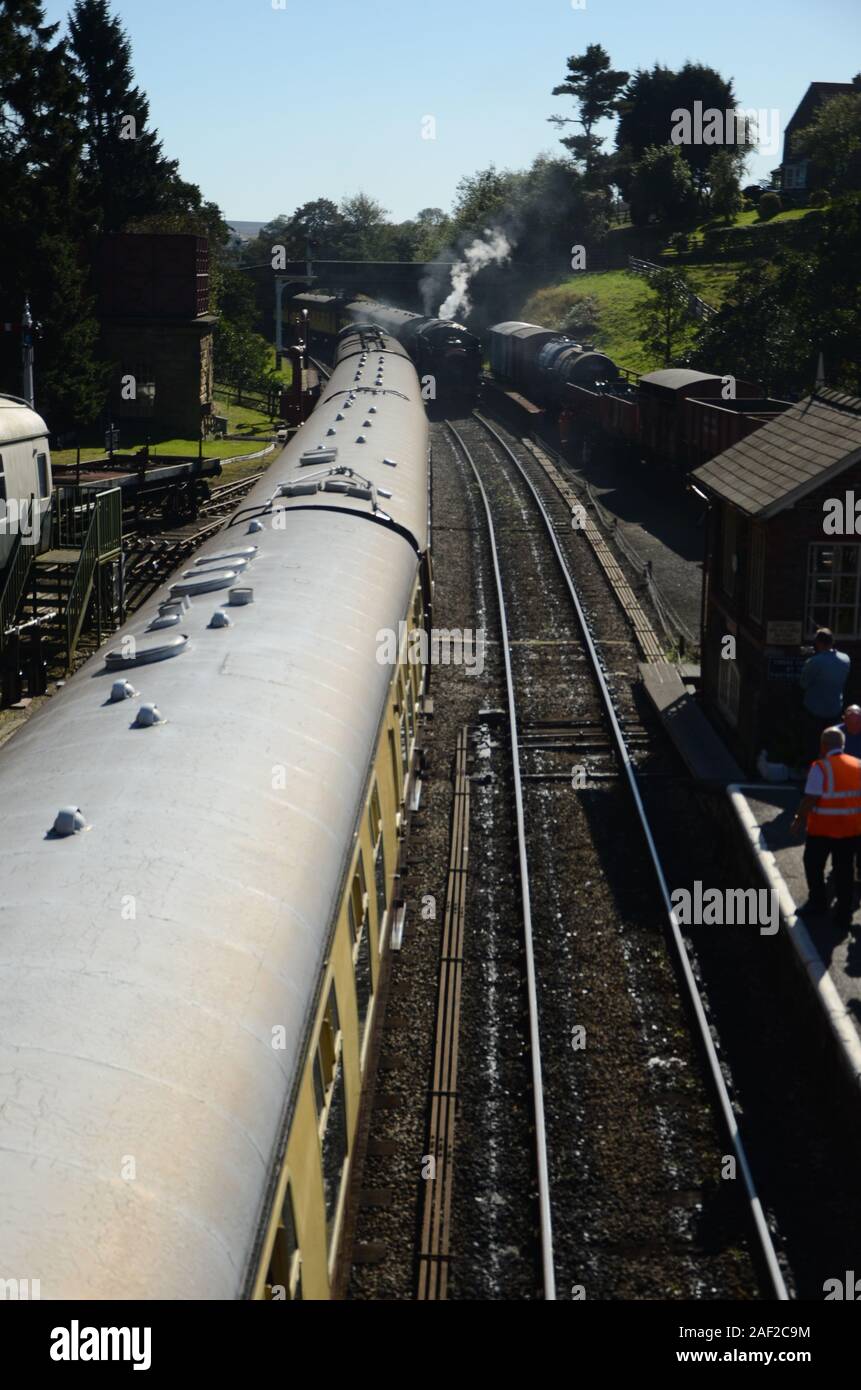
[793,92,861,193]
[0,0,106,425]
[628,145,697,227]
[637,268,695,365]
[707,150,743,222]
[549,44,629,184]
[68,0,174,232]
[450,165,514,235]
[338,192,389,259]
[687,195,861,396]
[616,62,752,202]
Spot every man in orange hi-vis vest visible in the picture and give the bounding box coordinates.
[790,726,861,930]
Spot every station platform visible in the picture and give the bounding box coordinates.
[639,660,744,785]
[729,784,861,1088]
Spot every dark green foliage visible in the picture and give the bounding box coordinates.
[687,195,861,396]
[615,63,751,202]
[757,192,782,221]
[636,267,695,364]
[549,44,629,183]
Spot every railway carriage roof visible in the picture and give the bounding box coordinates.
[0,398,49,444]
[0,339,428,1299]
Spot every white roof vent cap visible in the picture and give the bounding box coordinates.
[110,679,136,702]
[248,518,264,534]
[52,806,88,837]
[209,610,232,628]
[135,703,164,727]
[229,587,254,607]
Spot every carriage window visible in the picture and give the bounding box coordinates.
[349,856,373,1045]
[265,1182,302,1301]
[388,729,399,801]
[314,984,348,1245]
[369,784,382,846]
[36,453,49,497]
[0,456,6,504]
[374,836,387,932]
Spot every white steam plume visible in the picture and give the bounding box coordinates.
[436,229,512,320]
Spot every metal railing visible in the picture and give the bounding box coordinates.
[0,534,35,652]
[628,255,717,321]
[63,488,122,665]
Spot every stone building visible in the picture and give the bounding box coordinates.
[94,234,216,439]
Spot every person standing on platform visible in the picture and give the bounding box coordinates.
[838,704,861,758]
[790,725,861,930]
[800,629,851,759]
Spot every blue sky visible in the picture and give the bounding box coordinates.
[44,0,861,223]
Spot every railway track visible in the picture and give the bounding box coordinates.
[443,412,787,1301]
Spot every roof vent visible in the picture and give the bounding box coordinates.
[363,420,372,428]
[248,518,264,533]
[185,556,249,577]
[109,679,136,702]
[194,547,257,568]
[335,412,345,421]
[171,569,237,596]
[209,611,232,628]
[356,434,367,443]
[369,406,378,414]
[377,486,393,499]
[326,427,337,436]
[105,633,188,670]
[300,447,337,466]
[52,806,87,837]
[148,613,181,631]
[135,703,164,727]
[160,596,189,615]
[229,587,254,606]
[383,457,397,467]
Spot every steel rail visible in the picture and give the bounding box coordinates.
[445,421,557,1302]
[470,410,789,1301]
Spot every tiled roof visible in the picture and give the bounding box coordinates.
[692,390,861,517]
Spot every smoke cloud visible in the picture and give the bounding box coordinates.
[435,229,513,321]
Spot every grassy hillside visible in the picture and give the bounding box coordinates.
[521,264,744,376]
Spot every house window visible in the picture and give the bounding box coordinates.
[806,544,861,639]
[348,854,373,1045]
[265,1182,302,1301]
[717,655,741,727]
[721,507,738,598]
[748,524,765,623]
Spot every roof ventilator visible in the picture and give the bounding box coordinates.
[209,610,232,628]
[109,679,136,702]
[135,703,164,727]
[52,807,88,836]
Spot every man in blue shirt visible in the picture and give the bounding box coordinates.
[800,629,851,759]
[838,705,861,759]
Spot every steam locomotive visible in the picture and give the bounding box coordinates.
[287,290,481,409]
